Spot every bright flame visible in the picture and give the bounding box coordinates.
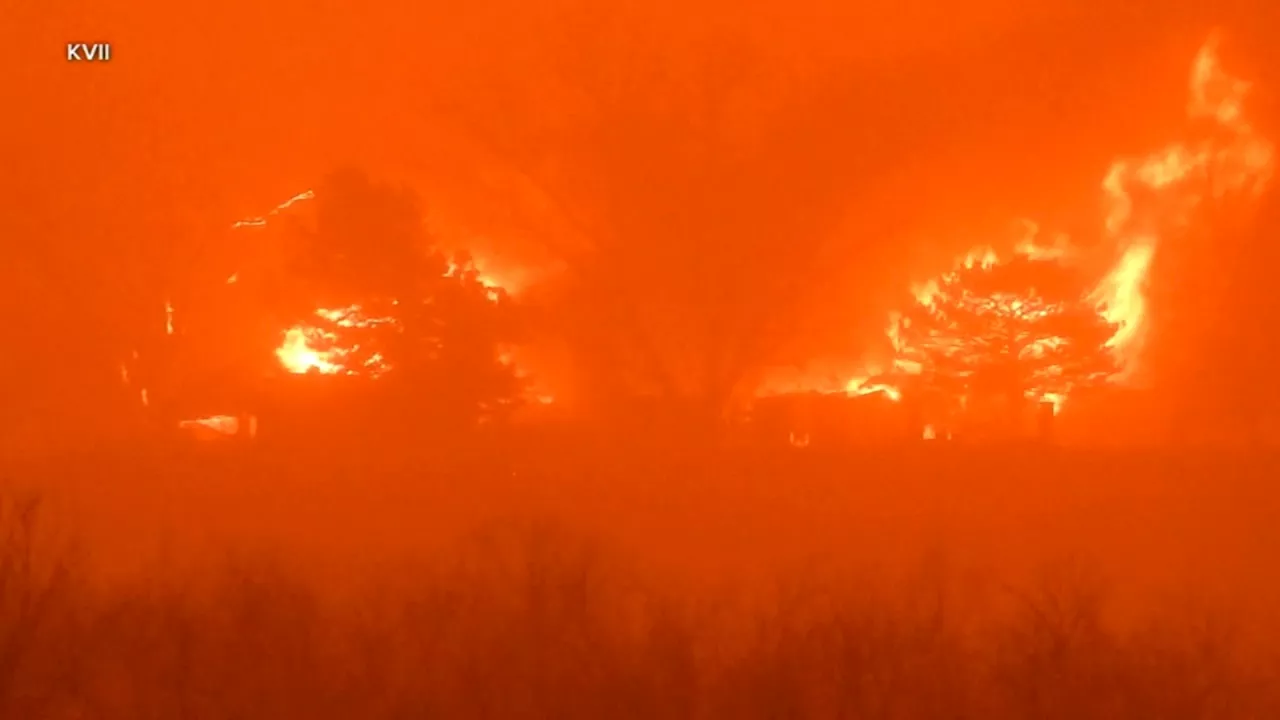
[275,304,398,377]
[164,300,175,335]
[1089,36,1272,378]
[845,375,903,402]
[445,257,508,302]
[1040,392,1066,416]
[276,326,347,375]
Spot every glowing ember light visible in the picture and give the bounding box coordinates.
[231,189,315,229]
[177,414,257,440]
[164,300,175,335]
[313,305,399,329]
[498,345,558,406]
[845,375,903,402]
[276,326,345,375]
[275,304,399,377]
[445,257,508,303]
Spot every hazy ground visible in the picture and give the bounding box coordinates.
[22,444,1279,617]
[1,442,1277,718]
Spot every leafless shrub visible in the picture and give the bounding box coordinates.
[0,491,83,719]
[0,498,1273,720]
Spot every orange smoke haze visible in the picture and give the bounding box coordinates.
[3,6,1280,716]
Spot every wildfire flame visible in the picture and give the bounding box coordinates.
[760,35,1273,422]
[1091,36,1272,377]
[124,162,559,440]
[222,185,528,381]
[275,304,399,377]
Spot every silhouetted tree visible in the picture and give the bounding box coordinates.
[275,169,523,427]
[426,7,896,426]
[0,494,80,718]
[144,169,522,433]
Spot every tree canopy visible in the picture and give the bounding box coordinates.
[889,256,1120,405]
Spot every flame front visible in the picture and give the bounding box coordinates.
[1090,36,1273,378]
[759,35,1273,423]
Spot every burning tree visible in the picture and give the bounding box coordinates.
[123,169,531,439]
[888,249,1121,418]
[266,168,525,424]
[757,33,1274,445]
